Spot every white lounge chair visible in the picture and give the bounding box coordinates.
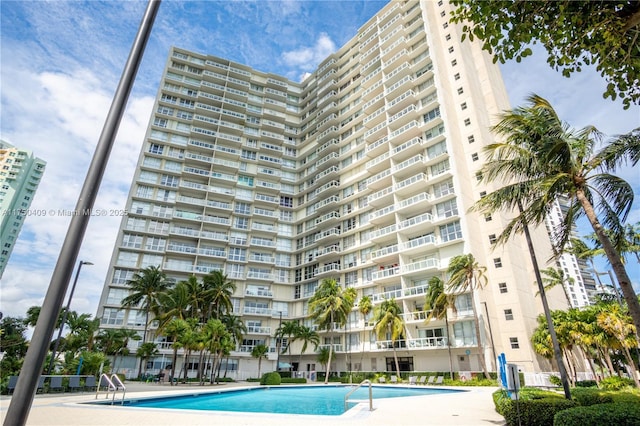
[408,376,417,385]
[390,375,398,384]
[433,376,444,385]
[426,376,436,385]
[417,376,427,385]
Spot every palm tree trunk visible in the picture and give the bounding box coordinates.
[392,345,401,378]
[621,347,640,388]
[518,201,572,399]
[325,315,334,384]
[576,189,640,337]
[445,314,454,380]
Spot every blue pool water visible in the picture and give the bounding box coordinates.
[101,385,461,416]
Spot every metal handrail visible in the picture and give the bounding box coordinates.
[344,379,373,412]
[95,373,127,405]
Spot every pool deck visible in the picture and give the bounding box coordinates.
[0,381,506,425]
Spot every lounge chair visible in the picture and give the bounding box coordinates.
[48,376,64,393]
[36,376,45,394]
[417,376,427,385]
[408,376,417,385]
[7,376,18,394]
[433,376,444,385]
[426,376,436,385]
[84,376,97,391]
[390,375,398,384]
[378,377,386,383]
[68,376,82,392]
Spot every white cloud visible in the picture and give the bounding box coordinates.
[282,32,336,72]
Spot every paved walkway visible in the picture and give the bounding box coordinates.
[0,382,506,426]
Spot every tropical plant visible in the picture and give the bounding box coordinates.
[447,254,491,379]
[540,267,573,306]
[251,344,269,378]
[472,95,640,336]
[202,270,236,320]
[425,276,454,379]
[277,320,300,371]
[373,298,406,377]
[136,342,159,377]
[596,303,640,388]
[121,266,173,344]
[295,325,319,370]
[308,278,356,384]
[161,318,190,385]
[358,295,373,366]
[316,346,331,377]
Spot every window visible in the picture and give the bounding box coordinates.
[461,102,467,110]
[475,171,483,182]
[504,309,514,320]
[468,135,475,143]
[451,59,457,66]
[479,191,487,198]
[149,143,164,154]
[484,213,492,222]
[457,87,464,95]
[488,234,497,244]
[510,337,520,349]
[494,258,503,268]
[453,321,476,346]
[440,11,446,17]
[448,46,454,53]
[445,34,451,41]
[439,221,462,242]
[471,153,479,161]
[498,282,508,293]
[454,73,460,80]
[443,22,448,29]
[464,118,471,126]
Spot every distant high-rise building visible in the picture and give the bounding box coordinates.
[544,196,598,308]
[0,140,46,278]
[97,0,570,379]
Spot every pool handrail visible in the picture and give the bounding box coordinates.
[344,379,373,412]
[95,373,126,405]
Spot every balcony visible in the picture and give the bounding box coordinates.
[372,265,400,282]
[371,244,399,263]
[245,325,272,334]
[400,234,436,255]
[242,306,272,316]
[401,310,431,322]
[245,288,274,298]
[396,192,432,215]
[402,257,439,276]
[367,185,394,207]
[398,212,433,232]
[370,205,395,225]
[371,287,402,303]
[370,223,397,243]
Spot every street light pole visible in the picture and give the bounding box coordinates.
[47,260,93,375]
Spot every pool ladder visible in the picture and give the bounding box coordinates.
[95,373,127,405]
[344,379,374,411]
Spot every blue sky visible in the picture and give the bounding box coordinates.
[0,0,638,321]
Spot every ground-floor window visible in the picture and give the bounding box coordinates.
[385,356,413,372]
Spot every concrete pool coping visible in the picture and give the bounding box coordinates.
[0,381,507,425]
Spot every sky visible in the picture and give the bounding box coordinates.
[0,0,638,322]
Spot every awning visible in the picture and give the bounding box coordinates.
[278,362,292,368]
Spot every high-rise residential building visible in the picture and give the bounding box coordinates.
[544,196,598,308]
[0,140,46,279]
[97,0,570,379]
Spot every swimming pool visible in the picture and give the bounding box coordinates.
[91,385,462,416]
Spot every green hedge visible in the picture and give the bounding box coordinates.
[281,378,306,384]
[493,389,577,426]
[574,380,597,388]
[599,376,635,390]
[570,388,614,406]
[554,403,640,426]
[260,372,281,385]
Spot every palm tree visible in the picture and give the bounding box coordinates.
[161,318,190,385]
[308,278,356,384]
[540,267,573,306]
[251,344,269,378]
[447,254,491,379]
[121,266,173,344]
[316,346,331,379]
[424,276,454,379]
[201,318,229,383]
[202,270,236,320]
[155,281,192,330]
[295,325,319,372]
[373,298,405,377]
[136,342,159,378]
[277,320,300,371]
[596,303,640,388]
[358,295,373,368]
[472,95,640,336]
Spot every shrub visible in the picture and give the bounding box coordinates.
[574,380,597,388]
[549,375,562,386]
[599,376,635,390]
[281,377,306,384]
[570,388,613,406]
[554,402,640,426]
[493,389,577,426]
[260,372,281,386]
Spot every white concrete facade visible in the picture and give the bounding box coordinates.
[96,0,568,380]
